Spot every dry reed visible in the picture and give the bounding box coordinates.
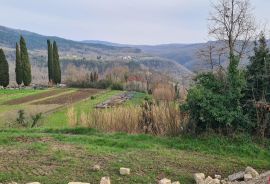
[67,106,77,127]
[152,83,176,101]
[71,102,188,136]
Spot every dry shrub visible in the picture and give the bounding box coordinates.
[67,106,77,127]
[77,102,188,136]
[152,83,175,101]
[64,64,90,84]
[139,102,187,136]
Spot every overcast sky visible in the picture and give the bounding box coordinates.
[0,0,269,45]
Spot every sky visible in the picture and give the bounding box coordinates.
[0,0,270,45]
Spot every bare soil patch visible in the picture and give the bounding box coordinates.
[12,136,54,143]
[3,89,68,105]
[32,89,102,105]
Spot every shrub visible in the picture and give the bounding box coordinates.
[111,82,123,90]
[183,56,248,135]
[31,113,42,128]
[68,79,112,89]
[14,110,42,128]
[16,110,27,127]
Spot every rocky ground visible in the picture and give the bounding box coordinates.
[2,166,269,184]
[194,166,270,184]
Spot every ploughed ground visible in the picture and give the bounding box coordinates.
[32,89,102,105]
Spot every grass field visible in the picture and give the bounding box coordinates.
[0,88,269,184]
[0,128,269,184]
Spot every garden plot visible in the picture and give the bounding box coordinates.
[3,89,68,105]
[33,89,103,105]
[0,88,103,127]
[96,92,134,108]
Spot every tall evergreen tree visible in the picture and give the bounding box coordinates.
[52,41,61,84]
[93,71,98,82]
[0,49,9,87]
[47,40,54,83]
[90,72,94,82]
[15,43,23,85]
[244,33,270,138]
[20,36,31,86]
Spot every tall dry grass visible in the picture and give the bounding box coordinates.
[152,83,176,101]
[87,106,141,133]
[67,106,77,127]
[69,102,188,136]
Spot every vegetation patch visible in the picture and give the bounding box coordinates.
[0,130,269,184]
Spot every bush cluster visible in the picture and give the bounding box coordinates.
[183,34,270,138]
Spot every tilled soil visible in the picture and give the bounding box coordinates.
[3,89,68,105]
[32,89,102,105]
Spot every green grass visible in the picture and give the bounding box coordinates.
[0,89,48,104]
[0,128,269,184]
[124,92,151,106]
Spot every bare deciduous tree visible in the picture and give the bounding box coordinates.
[209,0,256,59]
[197,42,226,70]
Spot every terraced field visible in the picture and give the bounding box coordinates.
[33,89,102,105]
[0,88,105,127]
[3,89,69,105]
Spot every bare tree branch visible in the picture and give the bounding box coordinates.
[208,0,257,61]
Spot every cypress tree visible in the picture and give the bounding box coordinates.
[94,71,98,81]
[90,72,94,82]
[0,49,9,87]
[47,40,54,83]
[53,41,61,84]
[20,36,31,86]
[15,43,23,86]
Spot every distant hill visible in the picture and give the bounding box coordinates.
[82,40,222,71]
[0,25,194,85]
[84,40,270,72]
[82,40,207,71]
[0,25,141,54]
[135,43,206,71]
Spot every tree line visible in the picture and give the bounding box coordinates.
[0,36,61,87]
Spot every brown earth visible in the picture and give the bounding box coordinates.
[3,89,68,105]
[32,89,102,105]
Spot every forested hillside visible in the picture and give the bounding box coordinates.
[0,25,193,85]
